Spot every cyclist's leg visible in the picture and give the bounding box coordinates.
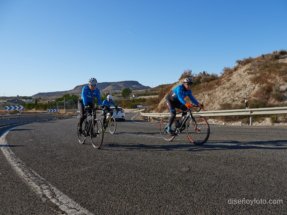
[109,108,113,117]
[102,107,108,127]
[166,99,177,133]
[78,99,85,132]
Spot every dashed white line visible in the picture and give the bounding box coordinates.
[0,129,94,215]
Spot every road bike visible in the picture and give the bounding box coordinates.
[77,107,104,149]
[159,106,210,145]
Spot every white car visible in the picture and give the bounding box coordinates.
[111,107,125,121]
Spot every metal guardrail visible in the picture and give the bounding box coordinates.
[140,107,287,125]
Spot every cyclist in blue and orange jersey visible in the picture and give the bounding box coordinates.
[102,94,117,128]
[165,76,203,134]
[78,78,102,133]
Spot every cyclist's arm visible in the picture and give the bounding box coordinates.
[102,100,108,107]
[94,89,102,105]
[81,86,89,106]
[187,91,199,106]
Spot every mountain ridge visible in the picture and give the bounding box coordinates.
[32,80,150,99]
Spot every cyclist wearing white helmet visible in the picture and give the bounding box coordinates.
[102,94,117,128]
[78,78,102,133]
[102,95,116,108]
[165,76,202,134]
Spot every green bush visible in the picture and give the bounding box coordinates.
[118,98,147,108]
[122,88,132,98]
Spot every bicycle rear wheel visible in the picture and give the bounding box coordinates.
[159,118,176,142]
[91,119,104,149]
[77,119,87,144]
[186,116,210,145]
[108,117,117,134]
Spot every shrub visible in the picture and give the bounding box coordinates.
[273,50,287,59]
[279,50,287,55]
[271,88,285,101]
[122,88,132,98]
[179,70,192,80]
[236,57,253,66]
[222,67,234,76]
[249,99,268,108]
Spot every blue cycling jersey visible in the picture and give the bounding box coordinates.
[81,85,102,106]
[171,84,199,106]
[102,99,115,108]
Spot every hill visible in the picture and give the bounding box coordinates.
[32,81,150,100]
[155,50,287,112]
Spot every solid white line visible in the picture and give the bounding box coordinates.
[0,129,94,215]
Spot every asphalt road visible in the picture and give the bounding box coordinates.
[0,114,287,215]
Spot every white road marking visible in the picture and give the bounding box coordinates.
[0,129,94,215]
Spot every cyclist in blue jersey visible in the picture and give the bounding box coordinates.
[102,94,117,110]
[102,94,117,128]
[165,77,202,134]
[78,78,102,133]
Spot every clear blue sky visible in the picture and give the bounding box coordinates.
[0,0,286,96]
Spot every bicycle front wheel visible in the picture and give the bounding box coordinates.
[91,119,104,149]
[77,119,87,144]
[108,117,117,134]
[186,116,210,145]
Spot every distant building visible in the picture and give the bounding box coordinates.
[0,99,7,104]
[22,99,34,103]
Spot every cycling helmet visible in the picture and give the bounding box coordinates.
[107,95,113,101]
[88,78,97,86]
[183,77,193,84]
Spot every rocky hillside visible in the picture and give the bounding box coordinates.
[156,50,287,112]
[33,81,150,99]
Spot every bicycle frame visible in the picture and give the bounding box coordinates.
[79,107,105,149]
[84,109,96,135]
[174,109,196,134]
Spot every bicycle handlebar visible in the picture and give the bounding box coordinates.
[188,104,204,112]
[84,106,103,116]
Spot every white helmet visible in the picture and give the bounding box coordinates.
[88,78,97,86]
[107,95,113,101]
[183,77,193,85]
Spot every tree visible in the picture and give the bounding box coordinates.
[122,88,132,98]
[56,94,79,104]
